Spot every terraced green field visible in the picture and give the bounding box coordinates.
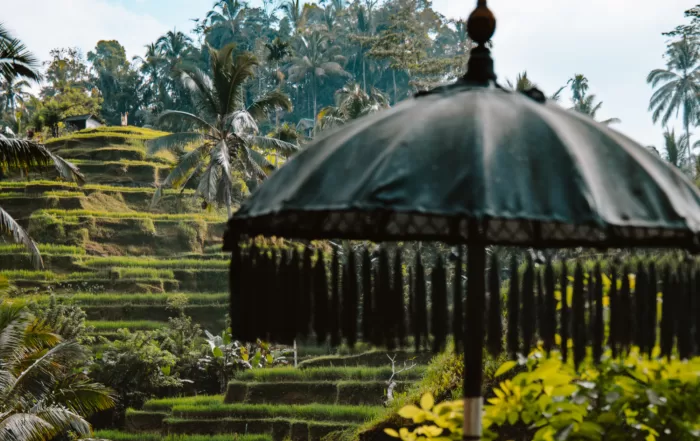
[1,126,230,333]
[128,364,416,441]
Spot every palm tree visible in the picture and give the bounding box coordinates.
[288,31,350,123]
[647,36,700,149]
[0,300,114,440]
[133,43,166,107]
[567,74,620,125]
[149,43,297,217]
[1,77,30,114]
[0,136,84,268]
[567,74,589,104]
[572,94,621,125]
[156,29,193,62]
[278,0,308,34]
[203,0,248,49]
[506,71,535,92]
[662,128,690,169]
[317,81,388,130]
[505,71,565,102]
[0,23,41,82]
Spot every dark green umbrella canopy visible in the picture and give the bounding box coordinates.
[226,82,700,250]
[224,2,700,439]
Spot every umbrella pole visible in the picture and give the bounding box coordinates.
[464,244,485,440]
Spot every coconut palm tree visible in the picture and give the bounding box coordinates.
[149,43,296,217]
[132,43,166,107]
[572,94,621,125]
[566,74,620,125]
[662,128,690,169]
[288,31,350,123]
[0,23,41,83]
[647,36,700,149]
[0,300,114,440]
[1,77,31,114]
[505,71,565,102]
[317,81,388,130]
[0,136,84,268]
[278,0,308,34]
[567,74,589,104]
[203,0,249,49]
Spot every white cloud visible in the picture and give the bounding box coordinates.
[1,0,168,63]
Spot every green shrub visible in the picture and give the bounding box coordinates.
[387,351,700,441]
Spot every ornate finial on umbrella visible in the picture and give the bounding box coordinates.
[463,0,497,83]
[467,0,496,45]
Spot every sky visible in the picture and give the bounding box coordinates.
[1,0,696,148]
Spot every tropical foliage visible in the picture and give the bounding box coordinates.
[148,43,295,216]
[0,300,114,440]
[388,351,700,441]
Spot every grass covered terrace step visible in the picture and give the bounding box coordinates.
[93,430,271,441]
[163,417,355,441]
[297,350,434,368]
[232,366,425,382]
[224,381,411,406]
[170,403,382,423]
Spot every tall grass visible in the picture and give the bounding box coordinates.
[171,403,382,423]
[232,366,426,382]
[0,181,195,195]
[0,191,84,199]
[36,209,224,222]
[76,125,169,136]
[80,257,229,269]
[93,430,270,441]
[0,269,176,281]
[0,244,85,254]
[70,159,167,167]
[32,293,228,306]
[143,395,225,411]
[87,320,164,331]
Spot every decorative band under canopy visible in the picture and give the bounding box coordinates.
[228,240,700,368]
[225,212,700,251]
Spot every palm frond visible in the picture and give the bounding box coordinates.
[0,26,42,82]
[180,67,218,115]
[50,375,115,416]
[194,163,221,203]
[152,145,208,207]
[156,110,215,132]
[0,413,55,441]
[228,110,259,134]
[246,135,299,154]
[147,132,205,155]
[247,89,293,121]
[34,405,91,438]
[0,206,42,269]
[0,135,84,183]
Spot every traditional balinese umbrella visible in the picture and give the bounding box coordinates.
[224,1,700,439]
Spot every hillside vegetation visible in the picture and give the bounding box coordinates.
[2,126,230,335]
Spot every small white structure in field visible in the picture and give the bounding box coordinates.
[63,114,104,131]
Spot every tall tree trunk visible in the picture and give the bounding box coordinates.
[313,76,318,127]
[392,69,397,105]
[687,123,692,171]
[226,199,233,219]
[362,55,367,93]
